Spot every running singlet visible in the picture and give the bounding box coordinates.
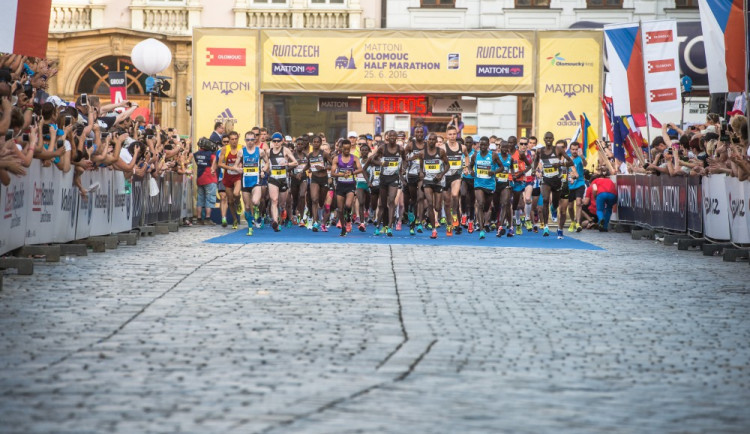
[356,157,368,183]
[423,149,444,186]
[380,146,401,183]
[496,153,512,184]
[337,154,356,183]
[224,146,241,175]
[540,151,561,179]
[242,146,261,188]
[473,151,495,190]
[406,143,423,178]
[445,143,463,176]
[269,148,288,180]
[368,165,381,188]
[462,149,475,180]
[293,152,308,176]
[308,152,327,176]
[510,150,526,182]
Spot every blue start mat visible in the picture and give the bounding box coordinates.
[204,224,604,250]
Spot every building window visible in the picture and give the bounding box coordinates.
[674,0,698,7]
[515,0,551,7]
[587,0,623,8]
[310,0,345,4]
[517,96,533,139]
[76,56,148,96]
[421,0,456,8]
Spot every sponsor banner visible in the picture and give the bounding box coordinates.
[615,175,636,223]
[158,175,170,222]
[181,176,192,219]
[259,29,535,93]
[641,20,681,113]
[659,175,687,232]
[108,71,127,105]
[686,176,703,233]
[537,31,603,143]
[74,170,93,240]
[725,176,750,244]
[131,176,144,229]
[193,29,259,147]
[702,174,731,241]
[0,171,28,255]
[170,174,183,221]
[318,97,363,112]
[89,169,113,237]
[432,98,477,114]
[54,167,77,243]
[24,161,56,245]
[111,172,133,234]
[633,174,651,227]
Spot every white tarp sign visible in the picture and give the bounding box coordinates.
[75,171,93,240]
[0,171,28,255]
[726,177,750,244]
[702,174,731,241]
[111,172,133,234]
[24,161,57,245]
[54,168,78,244]
[89,169,113,237]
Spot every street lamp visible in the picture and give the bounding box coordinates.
[130,38,172,124]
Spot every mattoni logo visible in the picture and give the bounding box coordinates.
[557,111,579,127]
[645,30,673,44]
[206,48,246,67]
[272,63,319,76]
[215,108,237,124]
[202,81,253,96]
[544,83,594,98]
[650,88,678,103]
[647,59,675,73]
[475,64,524,77]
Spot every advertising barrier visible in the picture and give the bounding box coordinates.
[702,174,731,242]
[686,175,703,233]
[725,176,750,244]
[0,169,190,256]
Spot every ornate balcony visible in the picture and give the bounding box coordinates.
[130,0,202,35]
[49,3,105,32]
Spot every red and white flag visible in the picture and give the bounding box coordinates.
[0,0,53,58]
[641,20,681,114]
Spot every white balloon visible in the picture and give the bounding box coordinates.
[130,38,172,75]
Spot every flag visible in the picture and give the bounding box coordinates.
[631,113,648,128]
[623,115,648,155]
[604,23,646,117]
[698,0,746,93]
[641,20,682,113]
[580,113,599,171]
[0,0,53,58]
[601,97,615,141]
[613,116,634,164]
[649,114,662,128]
[570,124,581,144]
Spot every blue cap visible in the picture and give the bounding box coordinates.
[365,134,373,140]
[271,132,283,141]
[666,128,678,138]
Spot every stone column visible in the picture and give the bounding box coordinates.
[174,56,190,134]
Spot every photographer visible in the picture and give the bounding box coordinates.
[447,113,464,139]
[194,137,218,225]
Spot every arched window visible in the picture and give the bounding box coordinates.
[76,56,149,96]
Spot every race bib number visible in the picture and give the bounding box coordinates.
[496,172,509,181]
[476,169,490,179]
[543,167,558,176]
[449,160,461,169]
[425,164,440,172]
[272,169,287,177]
[244,167,258,174]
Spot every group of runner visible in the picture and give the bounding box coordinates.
[200,125,591,239]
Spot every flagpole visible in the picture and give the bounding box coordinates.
[745,0,749,133]
[638,19,653,156]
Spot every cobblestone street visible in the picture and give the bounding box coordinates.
[1,227,749,433]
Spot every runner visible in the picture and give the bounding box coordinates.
[216,135,229,225]
[566,141,587,233]
[468,137,495,240]
[533,133,574,237]
[528,136,541,231]
[493,140,515,237]
[331,139,364,236]
[403,127,426,235]
[307,135,331,232]
[421,133,449,239]
[442,126,467,236]
[240,130,270,235]
[355,141,371,232]
[369,130,407,237]
[290,137,309,227]
[460,136,476,231]
[218,131,242,229]
[556,139,578,239]
[363,146,381,228]
[510,137,530,235]
[267,132,298,232]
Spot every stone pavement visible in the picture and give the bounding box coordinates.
[1,227,748,433]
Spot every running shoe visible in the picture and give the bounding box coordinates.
[286,220,292,229]
[468,221,474,233]
[253,206,260,222]
[490,223,497,231]
[524,219,533,231]
[292,216,298,226]
[281,209,287,221]
[430,229,438,239]
[386,226,393,237]
[221,217,228,228]
[416,224,423,233]
[479,230,486,239]
[312,222,319,232]
[427,223,433,230]
[440,217,447,225]
[461,214,467,226]
[533,225,539,233]
[484,225,490,233]
[542,226,550,237]
[299,219,306,228]
[336,221,342,229]
[507,229,514,238]
[515,225,522,236]
[396,220,402,231]
[346,221,352,233]
[452,214,459,227]
[496,229,502,238]
[455,226,462,235]
[247,227,253,236]
[407,211,415,224]
[568,221,576,232]
[374,227,381,236]
[409,227,415,236]
[446,225,453,237]
[499,227,506,236]
[340,225,347,237]
[271,221,279,232]
[359,223,366,232]
[576,223,583,233]
[557,229,564,239]
[551,207,557,222]
[232,221,239,230]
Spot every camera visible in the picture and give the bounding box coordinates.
[198,137,218,152]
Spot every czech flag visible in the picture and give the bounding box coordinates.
[0,0,52,58]
[579,113,599,171]
[604,23,646,118]
[698,0,746,93]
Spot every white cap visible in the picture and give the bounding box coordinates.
[285,135,292,141]
[348,131,358,138]
[46,95,66,107]
[489,143,497,151]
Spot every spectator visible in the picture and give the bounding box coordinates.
[590,172,617,232]
[209,121,224,144]
[194,137,218,225]
[447,113,464,138]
